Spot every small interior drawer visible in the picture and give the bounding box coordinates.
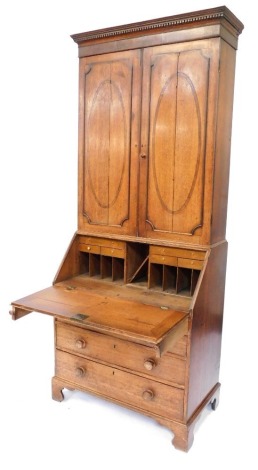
[149,254,177,267]
[102,239,126,249]
[150,245,206,260]
[178,258,203,270]
[78,243,100,254]
[101,246,125,258]
[79,236,125,250]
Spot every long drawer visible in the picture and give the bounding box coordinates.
[56,321,186,386]
[55,350,184,421]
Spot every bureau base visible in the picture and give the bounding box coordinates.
[52,376,220,452]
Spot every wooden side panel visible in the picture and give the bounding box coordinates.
[78,50,141,236]
[186,242,227,419]
[53,233,80,284]
[211,40,237,243]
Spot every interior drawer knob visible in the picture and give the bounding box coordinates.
[75,366,86,377]
[142,389,154,401]
[144,359,156,371]
[75,339,86,349]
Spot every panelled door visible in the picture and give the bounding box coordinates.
[78,41,219,243]
[139,40,218,244]
[78,50,141,236]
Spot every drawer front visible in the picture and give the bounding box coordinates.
[100,246,125,259]
[55,350,184,421]
[149,254,177,267]
[78,243,101,254]
[56,322,186,386]
[150,245,206,260]
[178,258,203,270]
[79,236,125,250]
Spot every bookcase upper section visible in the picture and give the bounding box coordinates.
[71,6,243,247]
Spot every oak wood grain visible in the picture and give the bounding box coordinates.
[10,6,243,452]
[55,349,184,421]
[12,280,189,351]
[56,320,186,386]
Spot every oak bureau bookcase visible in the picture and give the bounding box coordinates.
[10,6,243,451]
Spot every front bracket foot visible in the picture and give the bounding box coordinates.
[52,376,65,402]
[172,422,195,452]
[157,383,221,452]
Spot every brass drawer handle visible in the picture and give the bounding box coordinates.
[75,367,86,378]
[144,359,156,371]
[75,339,86,349]
[142,389,154,401]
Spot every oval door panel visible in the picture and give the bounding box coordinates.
[87,79,126,209]
[152,72,201,214]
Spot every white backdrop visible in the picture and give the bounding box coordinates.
[0,1,257,468]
